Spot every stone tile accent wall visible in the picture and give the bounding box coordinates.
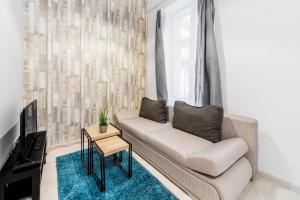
[24,0,146,146]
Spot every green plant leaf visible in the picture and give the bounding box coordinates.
[98,107,108,126]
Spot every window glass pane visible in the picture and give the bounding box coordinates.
[170,45,190,101]
[163,0,198,106]
[179,15,191,39]
[180,46,189,68]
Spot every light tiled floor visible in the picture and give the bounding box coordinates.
[41,143,300,200]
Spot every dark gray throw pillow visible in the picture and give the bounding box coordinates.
[139,97,168,123]
[172,101,224,143]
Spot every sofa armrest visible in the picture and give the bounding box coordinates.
[222,114,258,179]
[187,138,248,177]
[113,110,139,124]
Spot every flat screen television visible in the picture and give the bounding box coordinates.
[19,100,37,161]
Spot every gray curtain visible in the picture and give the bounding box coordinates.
[155,10,168,100]
[195,0,222,106]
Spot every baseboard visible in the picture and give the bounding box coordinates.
[47,139,80,151]
[258,170,300,194]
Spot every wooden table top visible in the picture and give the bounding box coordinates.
[84,124,120,141]
[94,136,129,157]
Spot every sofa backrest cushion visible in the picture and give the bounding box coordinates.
[139,97,168,123]
[172,101,224,143]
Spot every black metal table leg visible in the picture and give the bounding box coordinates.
[129,144,132,177]
[87,138,89,173]
[120,129,123,162]
[90,134,132,192]
[80,129,83,159]
[110,123,123,162]
[101,153,105,191]
[91,143,106,192]
[80,129,90,174]
[119,151,123,162]
[113,143,132,178]
[88,137,91,174]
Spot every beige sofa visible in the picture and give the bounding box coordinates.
[113,108,258,200]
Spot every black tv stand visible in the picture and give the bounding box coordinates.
[0,131,47,200]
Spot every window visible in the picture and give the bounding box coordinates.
[163,0,198,106]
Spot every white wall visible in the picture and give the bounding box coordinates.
[0,0,24,168]
[147,0,300,188]
[216,0,300,188]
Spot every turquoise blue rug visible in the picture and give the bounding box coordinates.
[56,150,178,200]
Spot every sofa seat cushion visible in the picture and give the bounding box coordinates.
[118,117,171,140]
[187,138,249,176]
[143,127,212,166]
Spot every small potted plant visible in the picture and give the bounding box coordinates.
[98,108,108,133]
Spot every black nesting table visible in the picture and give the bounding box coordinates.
[80,123,121,174]
[91,135,132,192]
